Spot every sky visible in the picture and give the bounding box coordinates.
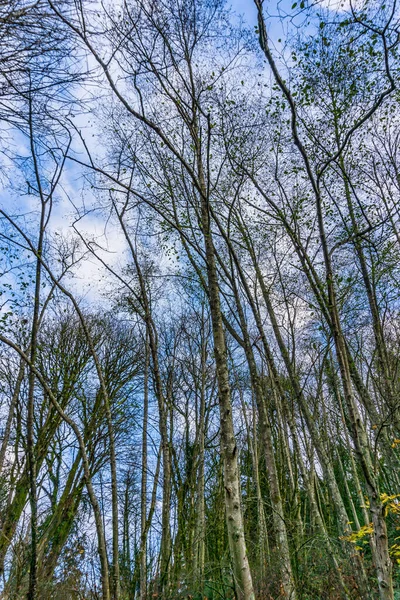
[0,0,352,314]
[230,0,258,23]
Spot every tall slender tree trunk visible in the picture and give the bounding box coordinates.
[228,265,295,598]
[140,330,150,600]
[112,203,172,593]
[193,315,206,593]
[240,388,269,579]
[26,104,47,598]
[0,360,24,474]
[197,161,255,599]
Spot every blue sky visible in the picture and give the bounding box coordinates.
[229,0,258,23]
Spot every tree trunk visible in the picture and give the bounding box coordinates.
[198,165,255,599]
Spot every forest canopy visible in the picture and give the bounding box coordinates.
[0,0,399,599]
